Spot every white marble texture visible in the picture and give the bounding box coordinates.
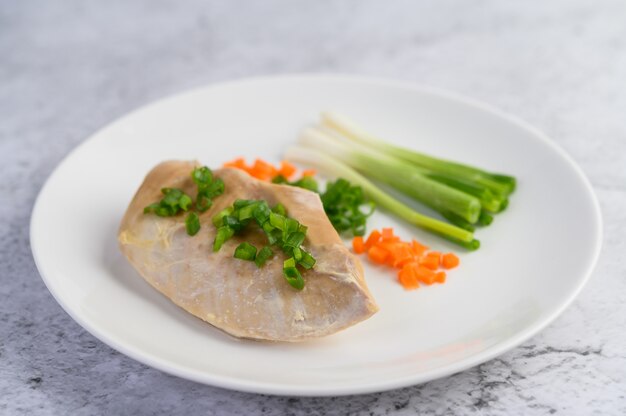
[1,0,625,414]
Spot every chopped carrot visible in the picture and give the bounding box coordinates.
[364,230,382,250]
[302,169,316,177]
[420,252,441,270]
[367,246,388,264]
[352,236,365,254]
[415,265,436,285]
[223,157,249,170]
[353,228,458,290]
[278,160,297,178]
[381,228,394,241]
[251,159,278,180]
[410,240,429,256]
[442,253,460,269]
[398,263,420,290]
[391,244,413,269]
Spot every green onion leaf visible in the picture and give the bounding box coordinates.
[272,203,287,216]
[269,212,285,230]
[284,231,305,248]
[238,202,259,221]
[234,242,257,261]
[192,166,213,187]
[255,246,274,267]
[213,226,234,252]
[185,212,201,236]
[283,259,304,290]
[298,249,316,269]
[144,188,194,218]
[212,207,233,226]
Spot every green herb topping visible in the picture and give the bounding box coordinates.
[144,165,224,236]
[212,199,316,290]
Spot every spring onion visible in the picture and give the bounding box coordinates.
[234,242,257,261]
[212,199,316,289]
[255,246,274,267]
[284,146,479,249]
[185,212,201,236]
[321,112,516,199]
[299,128,482,223]
[143,188,193,217]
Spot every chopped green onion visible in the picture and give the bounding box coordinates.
[222,215,243,231]
[298,249,316,269]
[144,188,194,217]
[255,246,274,267]
[283,258,304,290]
[289,176,319,192]
[213,226,234,252]
[212,207,233,226]
[269,212,285,230]
[185,212,201,236]
[238,202,259,221]
[272,203,287,216]
[234,199,256,209]
[192,166,224,212]
[192,166,213,187]
[211,198,316,289]
[234,242,257,261]
[284,231,305,248]
[253,203,271,225]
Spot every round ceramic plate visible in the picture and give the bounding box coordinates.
[30,75,602,396]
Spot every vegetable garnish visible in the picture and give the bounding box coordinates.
[143,166,224,236]
[284,146,479,249]
[185,212,201,236]
[353,228,459,290]
[192,166,225,212]
[212,199,316,290]
[285,112,517,248]
[234,242,257,261]
[321,179,374,237]
[143,188,193,217]
[224,157,375,238]
[223,157,318,185]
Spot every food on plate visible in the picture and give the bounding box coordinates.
[352,228,460,290]
[285,111,517,249]
[118,160,378,341]
[223,158,376,238]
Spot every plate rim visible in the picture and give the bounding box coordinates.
[30,74,603,396]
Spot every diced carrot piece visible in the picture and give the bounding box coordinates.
[352,236,365,254]
[414,265,436,285]
[391,244,413,269]
[364,230,381,250]
[278,160,297,178]
[223,157,248,169]
[434,271,447,284]
[302,169,316,177]
[420,253,440,270]
[368,246,389,264]
[378,241,400,252]
[251,159,278,180]
[398,263,420,290]
[381,228,394,241]
[442,253,460,269]
[410,240,429,256]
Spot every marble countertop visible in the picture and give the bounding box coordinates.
[2,0,625,414]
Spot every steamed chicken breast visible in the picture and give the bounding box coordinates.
[118,161,378,342]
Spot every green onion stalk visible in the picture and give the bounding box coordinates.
[284,146,480,250]
[321,112,516,200]
[299,128,482,224]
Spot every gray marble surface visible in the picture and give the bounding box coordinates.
[1,0,625,414]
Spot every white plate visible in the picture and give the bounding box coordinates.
[30,75,602,396]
